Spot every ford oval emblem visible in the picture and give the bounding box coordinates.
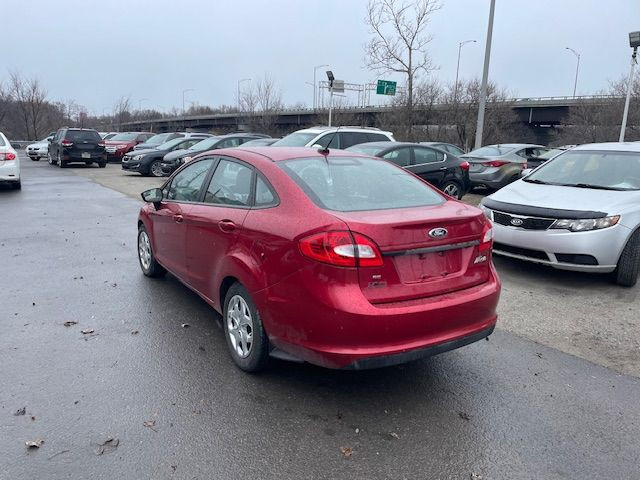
[428,227,448,239]
[510,218,524,226]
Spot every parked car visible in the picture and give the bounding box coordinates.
[0,131,21,189]
[346,141,471,199]
[122,134,210,176]
[159,133,270,175]
[137,146,500,371]
[26,134,55,161]
[481,142,640,286]
[241,137,280,146]
[47,128,106,168]
[272,126,394,148]
[420,142,465,156]
[461,144,548,190]
[133,132,212,151]
[104,132,154,162]
[525,145,574,170]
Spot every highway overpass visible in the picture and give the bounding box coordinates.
[120,95,623,141]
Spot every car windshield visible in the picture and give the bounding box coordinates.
[525,150,640,191]
[67,130,101,142]
[272,132,318,147]
[345,144,385,156]
[280,156,444,212]
[109,133,138,141]
[189,137,220,151]
[156,138,188,150]
[143,133,173,145]
[467,145,515,156]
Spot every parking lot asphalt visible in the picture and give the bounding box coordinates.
[1,154,640,479]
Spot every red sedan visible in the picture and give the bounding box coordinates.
[137,147,500,371]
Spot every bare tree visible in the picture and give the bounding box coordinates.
[7,72,49,139]
[239,74,284,134]
[365,0,441,138]
[113,96,132,131]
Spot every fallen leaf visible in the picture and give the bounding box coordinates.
[458,411,471,421]
[389,432,400,439]
[63,321,78,327]
[81,329,94,335]
[25,439,44,448]
[143,420,156,430]
[340,446,353,457]
[198,346,206,352]
[181,323,190,328]
[470,474,483,480]
[94,437,119,455]
[355,428,360,434]
[131,330,139,335]
[31,416,36,421]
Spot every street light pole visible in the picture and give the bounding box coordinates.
[313,64,329,110]
[565,47,580,98]
[237,78,251,112]
[326,71,335,127]
[182,89,194,115]
[474,0,496,150]
[454,40,476,103]
[620,46,638,142]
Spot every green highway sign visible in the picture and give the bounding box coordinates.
[376,80,397,96]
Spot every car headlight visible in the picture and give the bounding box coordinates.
[479,204,493,221]
[134,155,143,161]
[551,215,620,232]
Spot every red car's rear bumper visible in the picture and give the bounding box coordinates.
[255,264,501,369]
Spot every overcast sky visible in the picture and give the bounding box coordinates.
[3,0,639,114]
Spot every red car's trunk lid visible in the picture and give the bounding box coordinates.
[331,202,490,304]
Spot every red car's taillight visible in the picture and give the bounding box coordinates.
[61,139,73,147]
[459,161,470,170]
[0,152,16,161]
[480,222,493,251]
[299,231,383,267]
[484,160,509,167]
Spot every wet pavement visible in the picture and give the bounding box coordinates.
[1,155,639,479]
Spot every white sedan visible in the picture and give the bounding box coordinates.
[0,131,20,190]
[26,135,53,161]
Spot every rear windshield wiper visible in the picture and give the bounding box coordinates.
[564,183,626,191]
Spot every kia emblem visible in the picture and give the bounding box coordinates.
[428,227,448,239]
[510,218,524,226]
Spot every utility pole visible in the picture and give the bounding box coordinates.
[454,40,476,103]
[474,0,496,150]
[565,47,580,98]
[182,89,194,115]
[620,46,638,142]
[313,64,329,110]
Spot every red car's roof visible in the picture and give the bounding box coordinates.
[219,146,366,162]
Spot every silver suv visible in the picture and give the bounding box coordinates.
[272,126,395,149]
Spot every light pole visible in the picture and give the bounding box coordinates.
[313,64,329,110]
[182,89,194,115]
[565,47,580,98]
[326,70,335,127]
[474,0,496,150]
[454,40,476,103]
[620,31,640,142]
[237,78,251,112]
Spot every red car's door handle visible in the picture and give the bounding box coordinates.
[173,214,184,223]
[218,220,236,233]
